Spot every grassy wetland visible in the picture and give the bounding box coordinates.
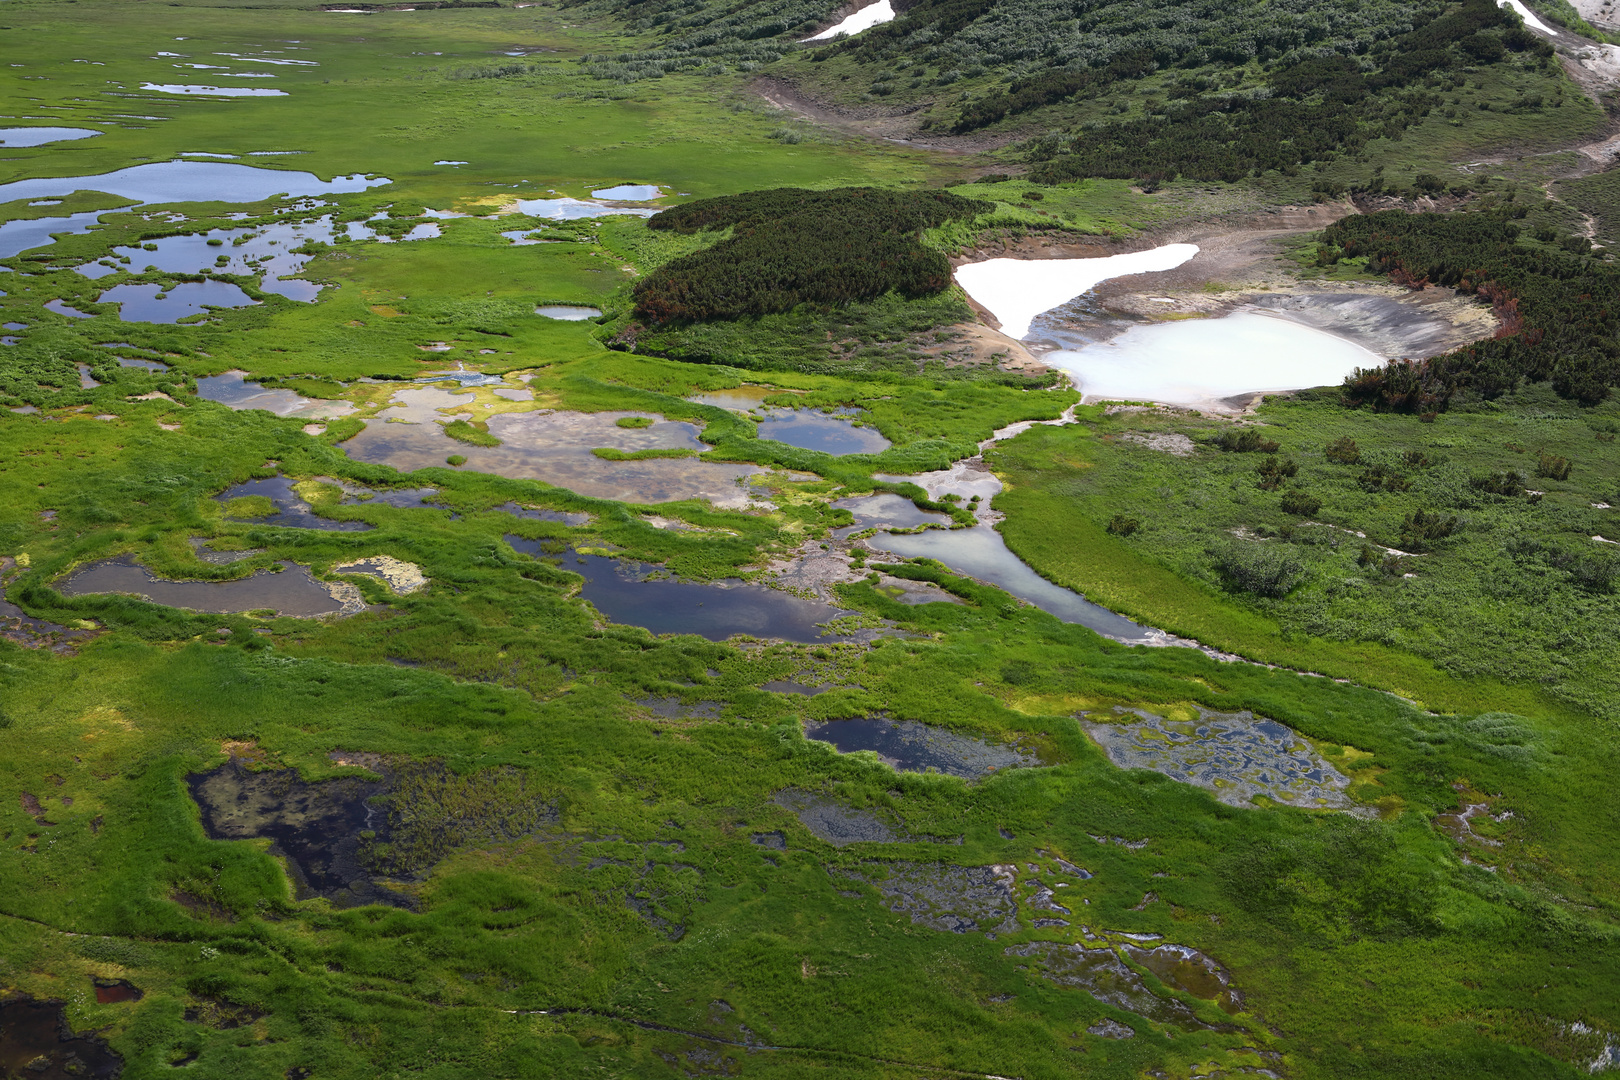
[3,0,1620,1076]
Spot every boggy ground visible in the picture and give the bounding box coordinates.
[2,1,1620,1078]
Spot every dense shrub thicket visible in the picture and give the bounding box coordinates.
[631,187,990,323]
[1020,0,1549,181]
[1321,210,1620,409]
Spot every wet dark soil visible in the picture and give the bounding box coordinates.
[92,980,142,1005]
[803,717,1039,780]
[0,997,123,1079]
[836,861,1020,936]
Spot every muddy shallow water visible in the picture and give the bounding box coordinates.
[831,492,949,537]
[343,388,767,507]
[197,371,356,420]
[1084,707,1359,812]
[514,542,856,643]
[804,717,1038,780]
[60,555,356,617]
[216,475,373,530]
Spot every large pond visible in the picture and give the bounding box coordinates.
[510,542,856,643]
[196,371,356,420]
[59,555,356,617]
[954,244,1199,339]
[0,161,389,206]
[98,280,260,322]
[1041,310,1383,406]
[342,387,766,507]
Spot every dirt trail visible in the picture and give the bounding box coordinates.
[752,75,1020,156]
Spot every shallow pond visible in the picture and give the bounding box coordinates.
[0,126,102,147]
[534,305,600,320]
[512,196,658,219]
[954,244,1199,339]
[1083,708,1358,812]
[757,406,890,456]
[512,543,855,643]
[867,525,1166,643]
[590,183,663,200]
[98,280,260,322]
[831,493,949,537]
[0,998,122,1079]
[46,299,93,319]
[1042,310,1382,406]
[197,371,356,419]
[804,717,1038,780]
[688,385,799,411]
[59,555,357,617]
[0,209,109,259]
[0,160,389,208]
[216,476,374,530]
[344,388,766,507]
[803,0,896,40]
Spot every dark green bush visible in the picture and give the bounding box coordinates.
[1399,509,1457,551]
[1256,456,1299,490]
[1213,428,1279,453]
[1324,436,1361,464]
[1535,451,1572,481]
[1280,489,1321,516]
[1106,513,1141,536]
[1211,539,1304,597]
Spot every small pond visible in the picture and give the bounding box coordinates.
[98,280,260,322]
[343,388,766,507]
[1083,708,1358,812]
[0,126,102,147]
[804,717,1039,780]
[59,555,357,617]
[590,184,663,200]
[512,196,659,220]
[512,542,857,643]
[535,305,600,320]
[756,406,890,456]
[831,493,949,537]
[196,371,356,419]
[216,475,374,531]
[954,244,1199,339]
[1043,310,1382,406]
[503,229,558,246]
[45,299,93,319]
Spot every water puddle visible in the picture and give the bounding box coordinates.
[534,305,600,320]
[503,229,558,246]
[188,756,557,908]
[954,244,1199,339]
[637,697,721,719]
[140,83,288,96]
[0,126,102,147]
[343,389,766,507]
[1120,942,1243,1014]
[804,717,1038,780]
[1042,310,1381,406]
[762,678,846,695]
[0,998,122,1079]
[511,196,658,219]
[196,371,355,419]
[803,0,896,40]
[59,555,360,617]
[1083,708,1358,812]
[0,160,389,208]
[831,493,948,537]
[517,544,856,642]
[92,979,143,1005]
[44,299,93,319]
[76,362,99,388]
[98,280,259,322]
[590,184,663,200]
[499,503,592,525]
[216,475,373,530]
[757,407,890,456]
